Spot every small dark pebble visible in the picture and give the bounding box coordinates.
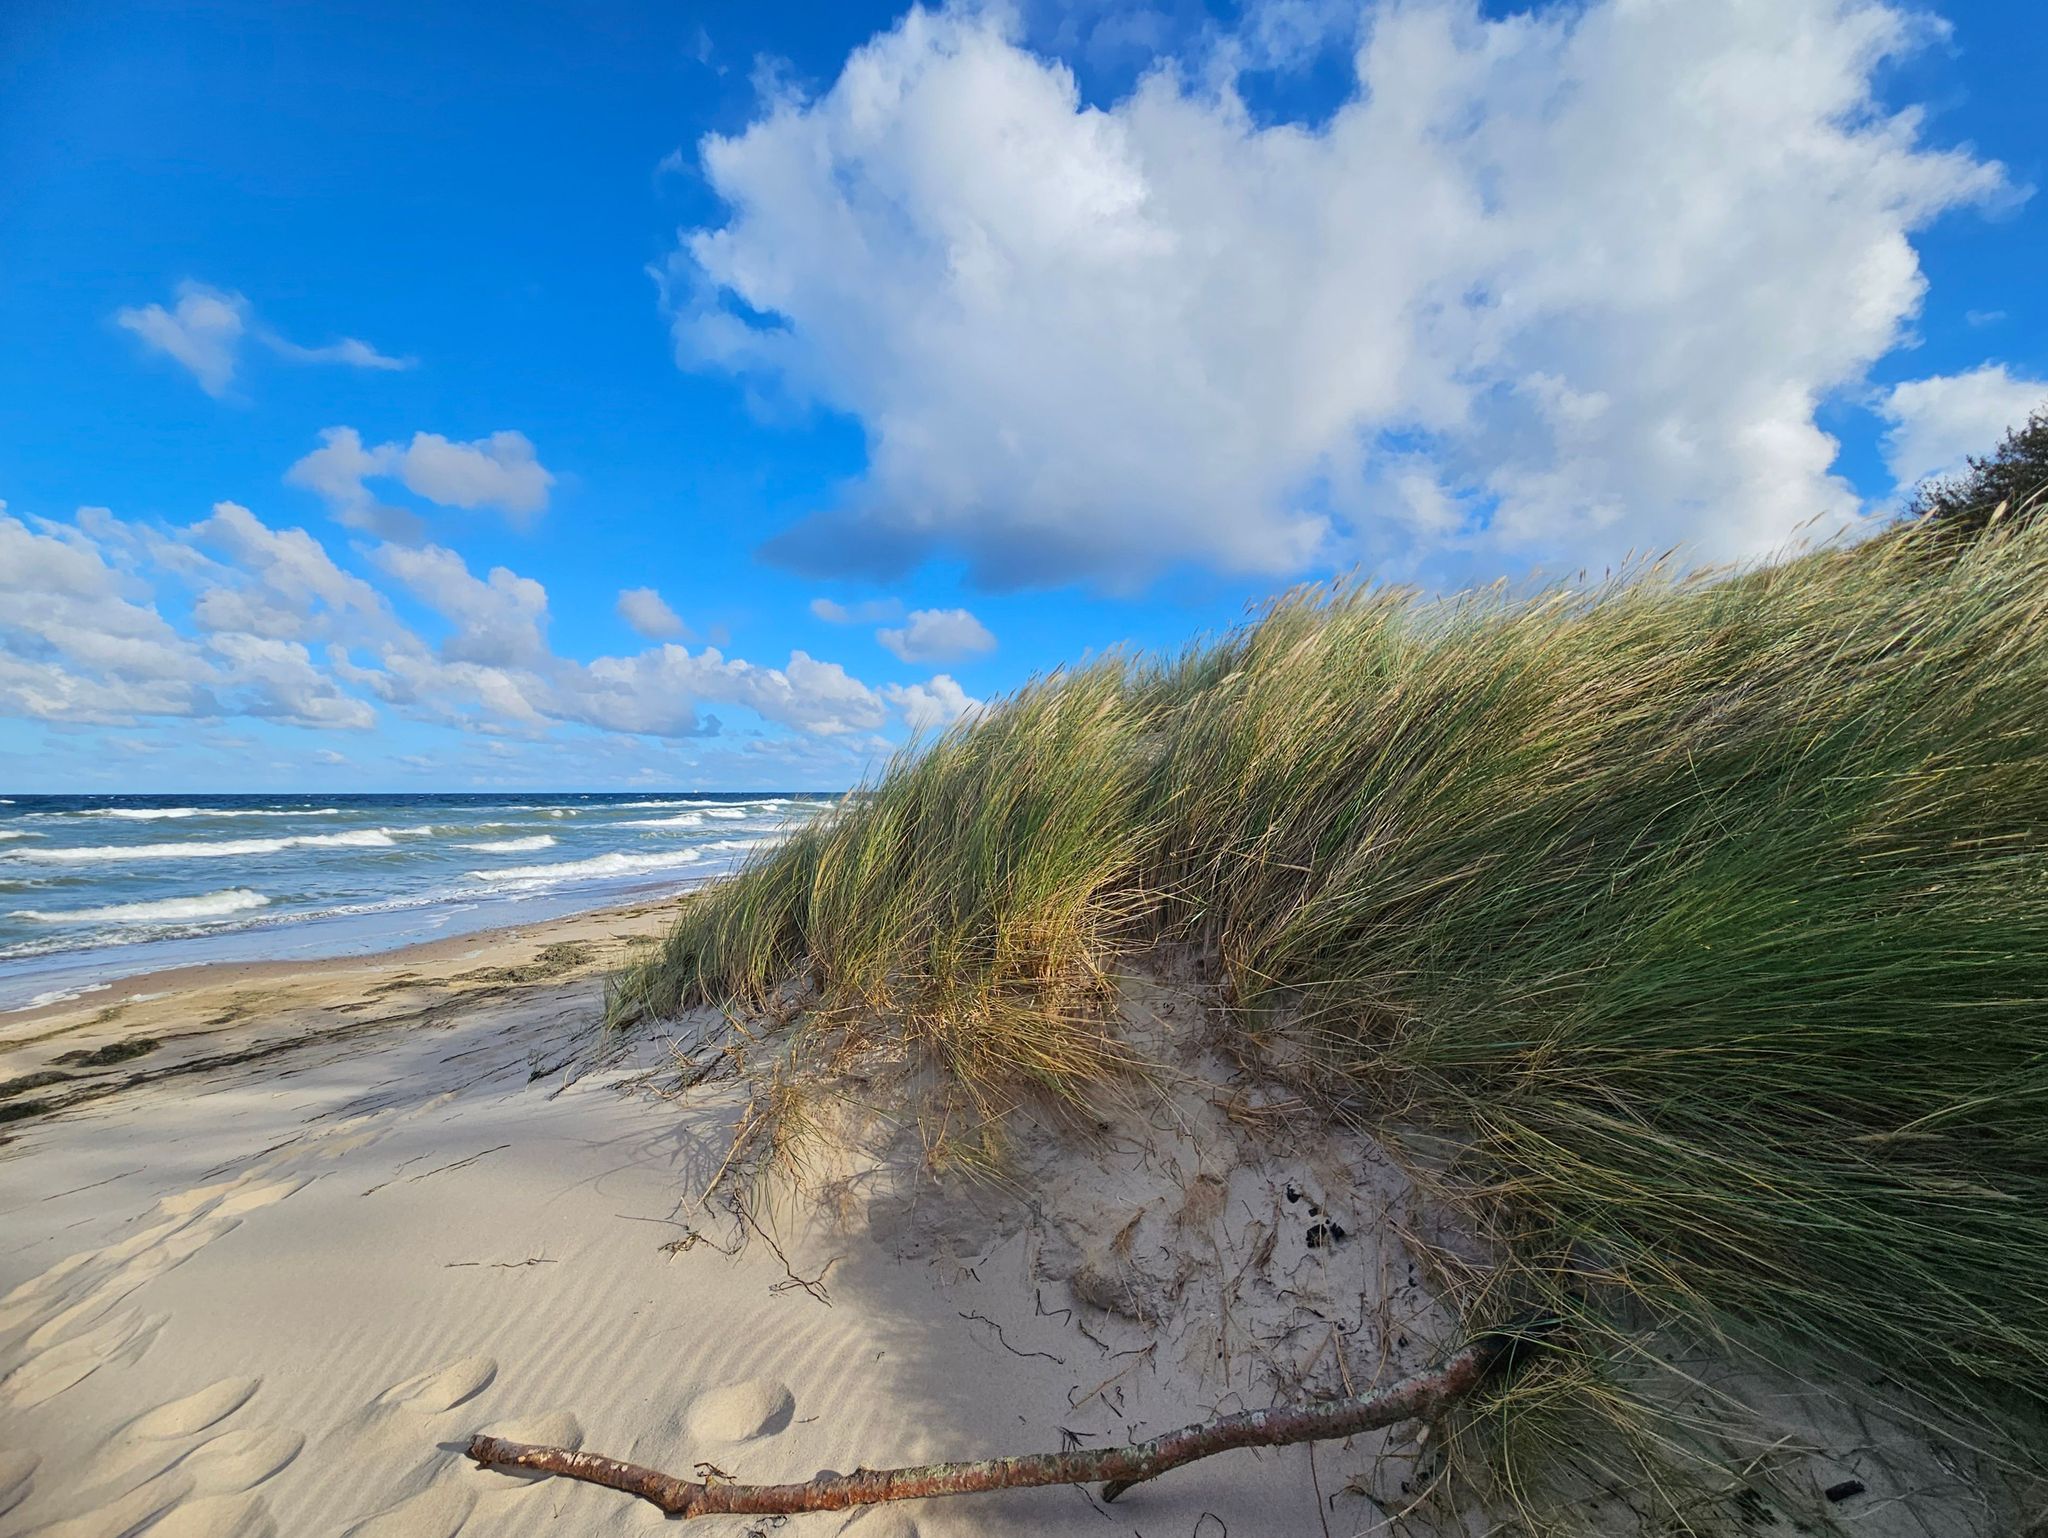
[1305,1220,1347,1249]
[1284,1182,1302,1204]
[1824,1479,1866,1503]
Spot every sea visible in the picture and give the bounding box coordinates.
[0,792,833,1011]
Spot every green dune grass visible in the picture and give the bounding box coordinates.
[614,518,2048,1445]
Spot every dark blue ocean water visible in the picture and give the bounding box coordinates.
[0,791,831,1009]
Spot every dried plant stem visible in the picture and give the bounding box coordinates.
[466,1328,1531,1520]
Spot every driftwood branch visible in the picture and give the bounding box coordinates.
[465,1322,1549,1521]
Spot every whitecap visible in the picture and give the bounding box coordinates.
[455,835,557,853]
[11,888,272,924]
[17,829,399,863]
[466,848,704,887]
[621,813,704,829]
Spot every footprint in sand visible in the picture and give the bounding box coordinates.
[27,1470,194,1538]
[0,1451,37,1519]
[63,1424,302,1520]
[338,1484,474,1538]
[141,1490,277,1538]
[377,1354,497,1414]
[131,1376,262,1438]
[185,1429,305,1496]
[685,1378,796,1443]
[2,1308,164,1409]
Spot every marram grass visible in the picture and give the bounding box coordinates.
[613,522,2048,1436]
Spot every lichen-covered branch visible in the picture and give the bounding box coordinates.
[465,1324,1545,1520]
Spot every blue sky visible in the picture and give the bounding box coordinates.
[2,0,2043,792]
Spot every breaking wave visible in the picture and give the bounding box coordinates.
[16,830,401,864]
[11,888,273,925]
[466,848,705,886]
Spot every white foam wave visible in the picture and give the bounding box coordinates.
[700,807,748,820]
[622,813,704,829]
[16,829,400,863]
[10,983,111,1012]
[11,887,272,925]
[67,805,344,820]
[0,830,35,842]
[466,848,704,887]
[456,835,557,853]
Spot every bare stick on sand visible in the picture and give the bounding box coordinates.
[465,1324,1546,1520]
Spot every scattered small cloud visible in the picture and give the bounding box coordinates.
[116,282,247,397]
[115,281,412,396]
[0,498,911,751]
[617,586,692,641]
[876,607,996,664]
[1965,309,2007,328]
[286,426,556,534]
[398,432,554,523]
[263,334,415,371]
[882,674,983,731]
[811,595,904,624]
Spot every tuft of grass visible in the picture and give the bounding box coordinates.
[614,520,2048,1441]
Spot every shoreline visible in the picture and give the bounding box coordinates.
[0,886,687,1034]
[0,874,712,1018]
[0,891,685,1132]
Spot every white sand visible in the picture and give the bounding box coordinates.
[1,920,2035,1536]
[0,925,1456,1537]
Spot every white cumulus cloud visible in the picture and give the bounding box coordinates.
[0,500,905,750]
[662,1,2008,587]
[286,426,557,535]
[617,586,692,640]
[882,673,983,732]
[398,431,554,522]
[1876,364,2047,489]
[876,607,996,662]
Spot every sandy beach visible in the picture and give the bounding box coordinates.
[2,897,2038,1538]
[0,902,1475,1537]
